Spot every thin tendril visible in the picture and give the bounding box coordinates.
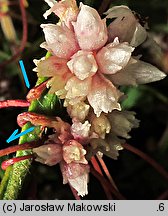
[0,141,42,157]
[96,155,119,191]
[122,143,168,181]
[0,100,30,109]
[90,167,126,200]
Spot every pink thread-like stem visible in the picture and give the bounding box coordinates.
[97,156,118,191]
[0,100,30,109]
[90,167,126,200]
[123,143,168,182]
[0,141,42,157]
[1,154,34,170]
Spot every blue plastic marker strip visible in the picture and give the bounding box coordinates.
[19,60,30,88]
[6,127,35,143]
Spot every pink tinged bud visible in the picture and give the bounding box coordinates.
[60,161,90,196]
[105,6,147,47]
[87,73,122,117]
[73,3,108,51]
[33,144,63,166]
[109,58,167,86]
[44,0,79,29]
[36,56,69,77]
[63,140,87,164]
[96,37,134,74]
[40,24,79,59]
[67,51,98,80]
[35,56,73,95]
[65,76,92,105]
[71,120,91,144]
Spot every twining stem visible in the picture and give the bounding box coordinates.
[0,140,42,157]
[157,190,168,200]
[96,155,118,191]
[90,167,126,200]
[0,100,30,108]
[91,156,103,175]
[91,157,112,199]
[122,143,168,181]
[1,155,34,170]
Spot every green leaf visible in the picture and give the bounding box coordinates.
[1,52,62,199]
[2,89,60,199]
[121,86,144,109]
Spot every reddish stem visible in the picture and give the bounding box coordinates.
[91,157,113,199]
[90,167,126,200]
[17,112,55,128]
[91,156,103,175]
[97,156,118,191]
[157,190,168,200]
[122,143,168,181]
[0,0,27,68]
[0,100,30,109]
[1,155,34,170]
[26,80,49,102]
[0,141,42,157]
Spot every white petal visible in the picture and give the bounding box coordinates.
[41,23,79,59]
[108,110,139,139]
[67,102,90,121]
[44,0,56,7]
[87,73,122,117]
[73,3,107,50]
[67,50,98,80]
[69,172,89,197]
[106,5,147,47]
[65,76,91,105]
[130,23,147,47]
[96,37,134,74]
[71,121,91,139]
[109,58,166,86]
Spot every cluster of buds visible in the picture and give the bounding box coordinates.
[0,0,166,197]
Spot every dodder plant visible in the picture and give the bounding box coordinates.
[0,0,167,199]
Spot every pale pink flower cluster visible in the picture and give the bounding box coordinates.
[33,0,166,196]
